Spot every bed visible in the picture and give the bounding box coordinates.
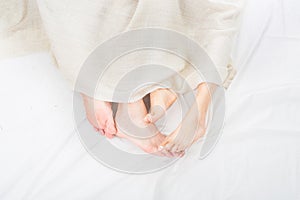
[0,0,299,199]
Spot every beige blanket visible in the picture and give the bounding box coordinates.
[0,0,244,101]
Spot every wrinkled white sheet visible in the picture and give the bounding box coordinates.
[0,0,300,199]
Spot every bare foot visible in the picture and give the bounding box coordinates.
[144,88,177,123]
[160,83,216,153]
[115,99,181,157]
[81,93,116,138]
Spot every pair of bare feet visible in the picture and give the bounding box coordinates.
[81,83,215,157]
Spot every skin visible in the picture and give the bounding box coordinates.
[81,93,117,138]
[115,99,182,157]
[81,93,182,157]
[144,88,177,123]
[81,82,214,157]
[145,83,216,154]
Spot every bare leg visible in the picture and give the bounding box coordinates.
[144,88,177,123]
[115,99,181,157]
[160,83,216,153]
[81,93,116,138]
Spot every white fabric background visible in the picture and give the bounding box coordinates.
[0,0,300,199]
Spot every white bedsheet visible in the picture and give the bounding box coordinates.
[0,0,300,199]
